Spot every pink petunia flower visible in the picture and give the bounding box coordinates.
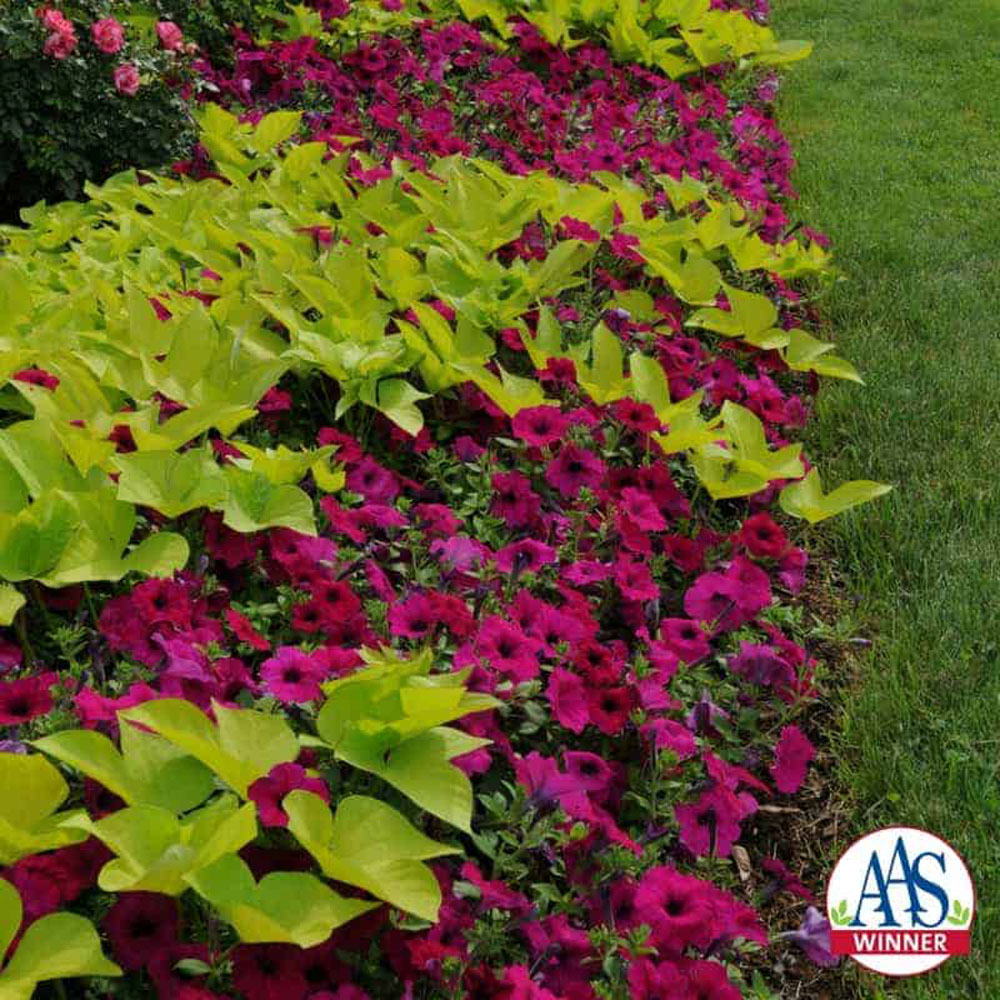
[248,762,330,828]
[770,724,816,793]
[511,406,568,447]
[259,647,328,703]
[544,444,605,498]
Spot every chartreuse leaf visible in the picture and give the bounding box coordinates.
[120,532,190,578]
[230,444,337,486]
[64,796,257,896]
[114,448,228,519]
[0,491,78,582]
[221,466,317,535]
[0,586,24,627]
[33,723,214,813]
[119,700,299,797]
[249,111,302,154]
[0,879,121,1000]
[690,401,804,499]
[0,753,87,865]
[186,853,376,948]
[336,728,483,834]
[285,792,459,921]
[686,283,779,341]
[779,468,893,524]
[784,328,863,382]
[314,649,496,831]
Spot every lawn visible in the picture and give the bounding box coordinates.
[773,0,1000,995]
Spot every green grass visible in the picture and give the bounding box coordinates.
[771,0,1000,995]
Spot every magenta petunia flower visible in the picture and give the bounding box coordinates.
[102,893,180,971]
[770,724,815,793]
[738,511,789,558]
[346,455,399,503]
[634,866,716,952]
[641,718,697,760]
[618,487,668,532]
[248,762,330,828]
[474,617,542,683]
[544,444,605,498]
[586,686,633,735]
[680,959,743,999]
[729,641,796,689]
[659,618,711,664]
[546,668,589,733]
[495,539,557,575]
[674,784,753,858]
[232,943,309,1000]
[511,406,569,447]
[0,672,57,726]
[682,571,746,631]
[613,558,659,602]
[491,470,541,528]
[259,647,328,703]
[388,592,439,640]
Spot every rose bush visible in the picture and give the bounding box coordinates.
[0,3,194,219]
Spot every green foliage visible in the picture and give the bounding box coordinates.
[0,879,121,999]
[33,724,215,813]
[315,647,499,831]
[66,795,258,895]
[285,791,460,922]
[118,699,300,797]
[0,753,88,866]
[778,467,893,523]
[0,109,881,619]
[185,853,378,947]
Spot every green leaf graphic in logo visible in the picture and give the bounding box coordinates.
[830,900,853,927]
[946,899,972,926]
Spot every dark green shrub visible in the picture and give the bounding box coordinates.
[0,3,194,220]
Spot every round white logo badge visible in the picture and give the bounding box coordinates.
[826,826,975,976]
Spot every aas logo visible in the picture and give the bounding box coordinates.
[826,826,975,976]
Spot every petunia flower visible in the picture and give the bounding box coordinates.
[495,539,557,575]
[544,444,605,498]
[546,668,589,733]
[259,647,328,703]
[102,893,181,971]
[674,784,754,858]
[778,906,839,967]
[0,672,58,726]
[770,725,816,793]
[248,762,330,828]
[388,592,439,640]
[491,470,541,528]
[511,406,569,447]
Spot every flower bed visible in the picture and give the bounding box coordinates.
[0,3,888,998]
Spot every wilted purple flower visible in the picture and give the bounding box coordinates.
[779,906,839,967]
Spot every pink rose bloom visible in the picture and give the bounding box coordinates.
[43,28,77,60]
[90,17,124,54]
[37,8,72,33]
[112,63,140,97]
[155,20,184,51]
